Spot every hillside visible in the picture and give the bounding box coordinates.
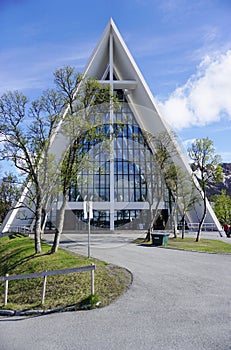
[207,163,231,198]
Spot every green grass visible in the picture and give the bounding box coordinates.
[135,236,231,254]
[0,234,131,311]
[167,237,231,253]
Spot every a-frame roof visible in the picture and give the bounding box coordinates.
[0,18,222,233]
[84,19,160,109]
[83,18,221,229]
[83,19,184,162]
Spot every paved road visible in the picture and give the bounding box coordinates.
[0,232,230,350]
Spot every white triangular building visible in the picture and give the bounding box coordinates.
[1,19,222,233]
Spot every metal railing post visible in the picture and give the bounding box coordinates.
[91,264,95,295]
[41,273,47,305]
[4,274,9,306]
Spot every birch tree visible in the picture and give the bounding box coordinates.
[0,90,64,253]
[210,189,231,226]
[188,137,223,241]
[144,131,177,241]
[166,165,200,239]
[51,67,113,253]
[0,172,20,224]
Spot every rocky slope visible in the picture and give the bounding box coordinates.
[207,163,231,198]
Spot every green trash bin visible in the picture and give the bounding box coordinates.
[151,233,169,246]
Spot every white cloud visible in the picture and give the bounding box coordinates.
[181,138,196,151]
[158,50,231,130]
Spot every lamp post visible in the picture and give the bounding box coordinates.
[84,201,93,258]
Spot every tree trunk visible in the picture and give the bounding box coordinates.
[34,201,42,254]
[51,192,68,253]
[145,197,163,241]
[145,205,153,241]
[172,203,178,238]
[181,213,186,239]
[41,210,48,237]
[196,195,207,242]
[173,219,178,238]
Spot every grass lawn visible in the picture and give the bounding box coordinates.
[167,237,231,253]
[0,234,131,312]
[135,236,231,254]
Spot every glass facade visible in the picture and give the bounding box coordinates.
[68,90,170,229]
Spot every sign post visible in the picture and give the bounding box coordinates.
[84,201,93,258]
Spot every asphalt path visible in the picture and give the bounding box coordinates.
[0,232,230,350]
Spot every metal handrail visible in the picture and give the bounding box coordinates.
[0,264,96,306]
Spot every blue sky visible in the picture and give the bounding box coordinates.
[1,0,231,162]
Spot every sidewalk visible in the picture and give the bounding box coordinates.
[44,229,231,246]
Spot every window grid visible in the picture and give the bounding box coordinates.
[69,91,160,227]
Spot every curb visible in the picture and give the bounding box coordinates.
[0,304,91,317]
